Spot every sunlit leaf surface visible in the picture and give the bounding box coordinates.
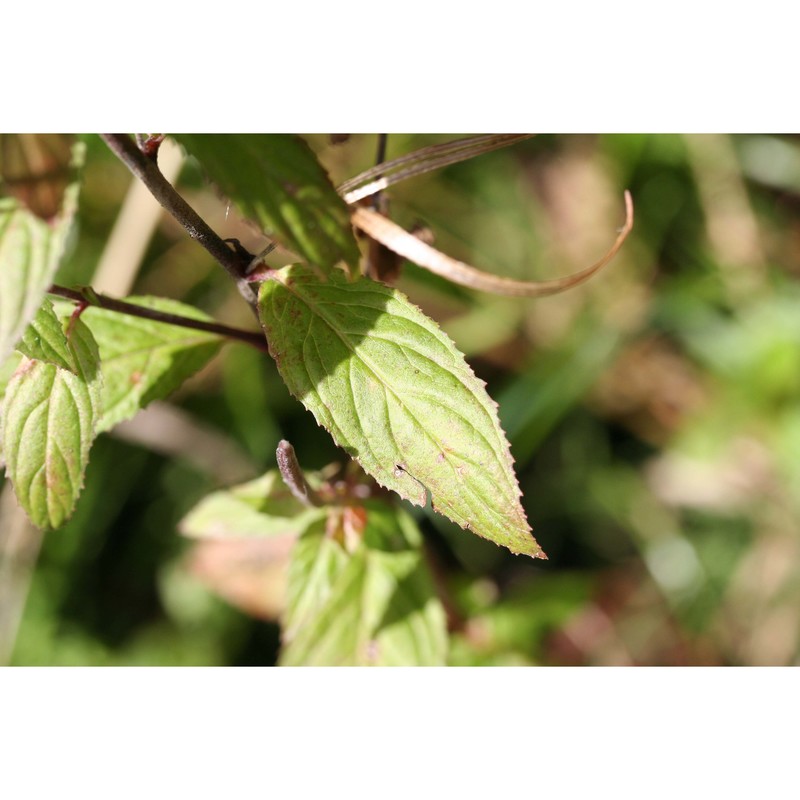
[258,265,542,557]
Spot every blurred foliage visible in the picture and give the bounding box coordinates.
[4,133,800,666]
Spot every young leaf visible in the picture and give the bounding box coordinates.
[15,298,76,372]
[77,296,224,433]
[258,265,543,558]
[0,316,101,530]
[281,503,448,666]
[172,134,360,274]
[179,470,324,539]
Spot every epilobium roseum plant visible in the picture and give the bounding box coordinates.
[0,134,632,665]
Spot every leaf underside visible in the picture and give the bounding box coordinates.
[258,265,543,558]
[172,134,360,273]
[76,296,224,433]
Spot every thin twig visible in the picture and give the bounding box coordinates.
[371,133,389,211]
[48,284,269,352]
[351,191,635,297]
[364,134,400,282]
[100,134,258,307]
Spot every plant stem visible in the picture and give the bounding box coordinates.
[372,133,388,210]
[100,134,258,306]
[48,284,269,352]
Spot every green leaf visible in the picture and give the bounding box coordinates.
[179,470,324,539]
[15,298,76,371]
[78,296,224,433]
[281,502,448,666]
[0,316,101,530]
[258,265,543,558]
[0,141,83,364]
[172,134,359,274]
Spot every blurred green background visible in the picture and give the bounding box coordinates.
[3,133,800,666]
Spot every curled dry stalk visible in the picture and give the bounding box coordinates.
[341,134,633,297]
[351,190,634,297]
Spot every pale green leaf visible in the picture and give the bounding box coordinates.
[0,352,22,467]
[0,316,101,530]
[283,519,350,640]
[15,298,76,371]
[179,470,324,539]
[172,134,360,273]
[281,503,448,666]
[0,142,83,363]
[0,352,21,402]
[258,265,543,558]
[78,296,224,433]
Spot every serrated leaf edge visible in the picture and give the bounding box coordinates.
[260,267,543,558]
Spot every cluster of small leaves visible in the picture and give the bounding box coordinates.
[0,137,223,530]
[0,294,223,529]
[180,467,448,665]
